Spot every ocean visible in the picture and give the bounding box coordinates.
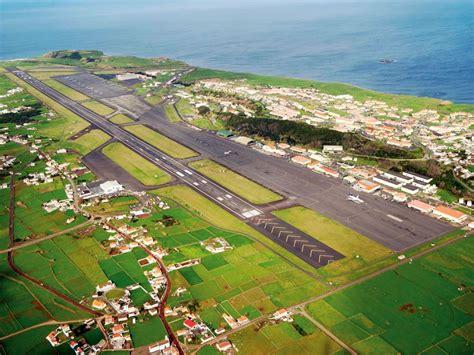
[1,0,473,103]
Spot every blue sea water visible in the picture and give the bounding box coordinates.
[0,0,473,103]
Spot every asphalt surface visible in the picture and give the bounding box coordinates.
[9,68,342,268]
[54,72,129,98]
[138,106,455,252]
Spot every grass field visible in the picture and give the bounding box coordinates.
[109,113,134,124]
[82,100,115,116]
[5,73,90,138]
[85,195,138,216]
[72,129,111,154]
[189,159,283,204]
[229,315,342,354]
[272,206,392,283]
[164,104,182,122]
[305,236,474,354]
[102,142,172,186]
[42,78,89,101]
[129,317,168,347]
[0,324,56,354]
[124,124,198,159]
[437,189,457,203]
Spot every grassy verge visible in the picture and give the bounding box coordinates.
[5,73,89,138]
[82,100,115,116]
[109,113,134,124]
[153,185,320,276]
[102,142,171,185]
[124,124,198,159]
[72,129,111,154]
[272,206,392,283]
[164,104,182,122]
[189,159,283,204]
[42,79,89,101]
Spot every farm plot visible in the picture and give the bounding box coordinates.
[129,316,168,347]
[305,236,474,354]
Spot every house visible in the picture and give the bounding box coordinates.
[176,329,188,337]
[272,309,293,321]
[323,145,343,153]
[407,200,434,214]
[183,319,199,330]
[291,155,311,166]
[46,331,59,346]
[373,175,403,189]
[237,315,249,325]
[215,327,226,335]
[112,324,124,334]
[355,179,380,193]
[149,337,170,353]
[401,184,420,195]
[104,315,115,325]
[433,206,467,224]
[96,280,116,293]
[92,299,107,310]
[216,341,233,352]
[402,171,433,183]
[223,314,238,329]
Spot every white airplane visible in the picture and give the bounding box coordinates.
[224,150,232,155]
[347,194,364,204]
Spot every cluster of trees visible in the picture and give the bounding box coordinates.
[0,102,43,124]
[224,115,422,159]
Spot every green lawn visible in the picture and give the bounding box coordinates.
[305,236,474,354]
[85,195,138,215]
[102,142,172,186]
[189,159,282,204]
[82,100,115,116]
[43,78,89,101]
[437,189,457,203]
[72,129,111,154]
[125,124,198,159]
[109,113,134,124]
[164,104,182,122]
[272,206,391,282]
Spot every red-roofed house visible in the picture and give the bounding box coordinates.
[183,319,199,330]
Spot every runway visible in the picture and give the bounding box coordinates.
[8,68,343,268]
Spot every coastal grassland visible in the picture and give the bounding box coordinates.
[154,185,325,277]
[4,73,89,138]
[13,233,110,300]
[82,100,115,116]
[272,206,392,283]
[181,68,474,114]
[164,104,182,122]
[42,79,89,101]
[188,159,283,204]
[305,236,474,354]
[84,195,138,216]
[129,317,168,347]
[71,129,111,154]
[14,179,88,241]
[109,113,134,124]
[124,124,198,159]
[229,315,342,354]
[102,142,172,186]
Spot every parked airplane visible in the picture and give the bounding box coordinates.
[347,194,364,204]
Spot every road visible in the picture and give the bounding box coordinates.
[8,68,343,269]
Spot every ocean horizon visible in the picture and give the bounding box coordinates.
[1,0,473,103]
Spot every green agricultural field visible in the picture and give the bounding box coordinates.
[72,129,111,154]
[305,236,474,354]
[189,159,283,204]
[272,206,392,282]
[154,185,323,276]
[82,100,115,116]
[129,317,168,347]
[110,113,134,124]
[102,142,172,186]
[5,73,90,138]
[42,78,89,101]
[125,124,198,159]
[0,188,10,250]
[230,316,342,354]
[164,104,182,122]
[0,324,56,354]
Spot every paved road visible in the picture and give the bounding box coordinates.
[9,68,342,268]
